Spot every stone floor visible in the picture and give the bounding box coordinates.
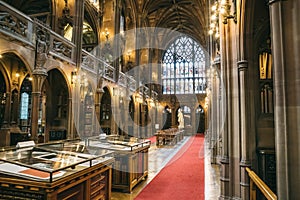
[111,135,220,200]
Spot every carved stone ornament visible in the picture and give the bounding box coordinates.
[58,0,73,30]
[35,27,50,69]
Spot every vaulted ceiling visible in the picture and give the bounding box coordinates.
[141,0,209,48]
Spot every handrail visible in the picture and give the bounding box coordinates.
[246,167,277,200]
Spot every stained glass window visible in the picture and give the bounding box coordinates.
[162,36,206,94]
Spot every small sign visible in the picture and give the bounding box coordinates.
[16,140,35,148]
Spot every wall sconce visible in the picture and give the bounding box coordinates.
[196,106,204,113]
[103,28,110,41]
[0,93,6,105]
[219,0,237,24]
[15,72,20,78]
[135,94,143,104]
[149,99,155,108]
[119,91,124,104]
[127,50,132,64]
[96,87,105,94]
[127,50,132,59]
[113,87,119,96]
[71,69,77,84]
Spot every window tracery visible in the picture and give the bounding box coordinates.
[162,36,206,94]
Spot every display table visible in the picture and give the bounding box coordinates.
[0,141,114,200]
[85,135,151,192]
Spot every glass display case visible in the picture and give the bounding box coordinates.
[86,135,151,152]
[85,135,151,192]
[0,141,114,200]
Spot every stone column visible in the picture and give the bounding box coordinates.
[31,69,47,142]
[134,97,140,138]
[122,93,130,136]
[219,59,230,200]
[238,60,250,200]
[269,0,300,199]
[73,0,84,67]
[95,89,103,126]
[210,67,218,164]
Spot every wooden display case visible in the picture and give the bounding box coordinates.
[0,142,114,200]
[86,135,151,192]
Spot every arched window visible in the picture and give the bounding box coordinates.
[64,21,97,52]
[19,76,32,132]
[162,36,206,94]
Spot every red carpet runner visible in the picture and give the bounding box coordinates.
[135,134,205,200]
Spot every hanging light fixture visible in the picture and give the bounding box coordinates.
[208,1,220,40]
[71,68,77,84]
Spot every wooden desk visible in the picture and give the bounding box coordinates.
[155,129,184,146]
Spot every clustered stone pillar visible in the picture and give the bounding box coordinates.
[30,70,47,142]
[269,0,300,199]
[210,67,218,164]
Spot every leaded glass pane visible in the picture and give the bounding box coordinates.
[162,36,206,94]
[20,92,29,119]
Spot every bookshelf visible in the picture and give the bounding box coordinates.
[259,46,273,114]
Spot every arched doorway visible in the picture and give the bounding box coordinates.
[100,87,111,135]
[162,105,171,130]
[139,100,150,138]
[0,71,6,128]
[127,96,134,137]
[0,52,31,146]
[44,69,69,142]
[196,105,205,133]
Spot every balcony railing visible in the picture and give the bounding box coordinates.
[118,72,127,87]
[0,1,34,46]
[128,75,136,92]
[0,1,153,95]
[246,167,277,200]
